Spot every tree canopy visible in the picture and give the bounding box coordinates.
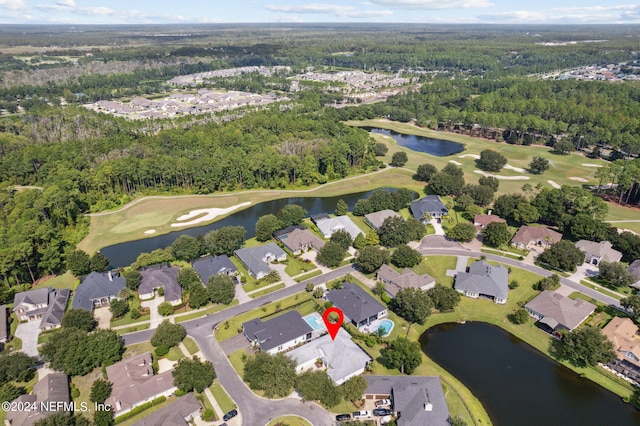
[243,352,297,398]
[380,337,423,375]
[150,320,186,348]
[172,356,216,393]
[537,241,585,272]
[392,288,433,325]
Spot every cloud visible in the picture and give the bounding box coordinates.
[552,4,637,13]
[266,3,392,18]
[0,0,25,10]
[56,0,75,6]
[368,0,492,9]
[476,8,640,23]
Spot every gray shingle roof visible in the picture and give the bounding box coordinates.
[575,240,622,263]
[39,288,69,329]
[525,290,596,331]
[242,310,313,352]
[7,373,70,426]
[235,243,286,278]
[13,287,51,308]
[139,267,182,302]
[315,215,364,240]
[365,210,401,230]
[455,260,508,301]
[364,376,450,426]
[410,195,448,221]
[326,283,386,324]
[192,255,237,283]
[629,260,640,286]
[132,393,201,426]
[0,305,8,342]
[73,271,126,311]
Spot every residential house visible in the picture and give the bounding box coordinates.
[474,213,506,232]
[13,287,70,330]
[365,210,401,231]
[106,352,176,416]
[326,283,387,330]
[5,373,70,426]
[275,228,325,255]
[575,240,622,265]
[525,290,596,333]
[192,255,238,284]
[132,393,201,426]
[72,271,126,311]
[287,328,371,385]
[601,317,640,382]
[629,260,640,289]
[235,243,287,280]
[511,225,562,250]
[242,310,313,354]
[0,305,8,344]
[454,260,509,304]
[364,376,450,426]
[410,195,448,223]
[377,264,435,298]
[139,266,182,306]
[315,215,364,240]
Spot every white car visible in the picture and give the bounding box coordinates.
[375,399,391,407]
[352,410,371,419]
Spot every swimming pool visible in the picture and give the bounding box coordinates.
[376,319,394,337]
[304,314,325,331]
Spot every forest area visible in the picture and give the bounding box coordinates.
[1,24,640,296]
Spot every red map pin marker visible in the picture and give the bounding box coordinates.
[322,307,344,341]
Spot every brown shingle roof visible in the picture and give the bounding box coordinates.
[602,317,640,368]
[276,228,325,252]
[511,226,562,246]
[525,290,595,331]
[474,214,506,230]
[377,264,435,297]
[575,240,622,263]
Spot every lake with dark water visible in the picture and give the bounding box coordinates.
[101,189,392,267]
[420,322,640,426]
[363,127,464,156]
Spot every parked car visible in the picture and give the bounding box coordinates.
[352,410,371,419]
[336,413,351,421]
[223,410,238,421]
[380,415,393,425]
[375,399,392,407]
[373,408,392,416]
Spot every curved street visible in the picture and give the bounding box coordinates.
[122,241,622,425]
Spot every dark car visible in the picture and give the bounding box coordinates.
[336,413,352,421]
[223,410,238,421]
[373,408,392,416]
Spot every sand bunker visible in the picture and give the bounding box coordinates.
[504,164,527,173]
[449,160,462,165]
[569,177,589,182]
[171,202,252,227]
[459,154,480,159]
[618,228,639,236]
[474,170,529,180]
[582,163,602,168]
[144,229,156,235]
[547,180,561,189]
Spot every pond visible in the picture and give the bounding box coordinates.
[363,127,464,157]
[420,322,640,426]
[100,188,398,267]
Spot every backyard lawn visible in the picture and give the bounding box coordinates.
[413,255,458,287]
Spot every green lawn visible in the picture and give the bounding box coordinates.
[117,397,176,426]
[123,340,154,354]
[165,345,185,361]
[210,382,237,413]
[248,283,286,299]
[579,279,623,300]
[216,292,316,342]
[284,255,318,277]
[41,271,78,290]
[70,367,105,421]
[115,323,150,335]
[294,269,323,282]
[413,256,458,287]
[183,336,200,355]
[110,295,150,327]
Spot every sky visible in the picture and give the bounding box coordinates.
[0,0,639,25]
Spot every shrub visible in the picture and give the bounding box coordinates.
[155,345,169,357]
[158,302,174,316]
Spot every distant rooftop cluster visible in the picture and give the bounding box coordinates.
[549,61,640,82]
[168,66,291,86]
[85,89,287,120]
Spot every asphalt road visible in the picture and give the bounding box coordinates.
[122,248,622,425]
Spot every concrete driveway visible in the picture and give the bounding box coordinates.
[15,321,41,358]
[220,333,251,356]
[418,235,465,250]
[94,307,112,329]
[430,218,445,235]
[141,295,166,328]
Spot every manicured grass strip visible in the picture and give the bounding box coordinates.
[165,345,185,361]
[294,269,323,282]
[174,299,239,323]
[248,283,285,299]
[115,396,167,424]
[481,248,524,260]
[267,416,313,426]
[183,336,199,355]
[210,382,236,413]
[115,323,150,335]
[579,279,623,300]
